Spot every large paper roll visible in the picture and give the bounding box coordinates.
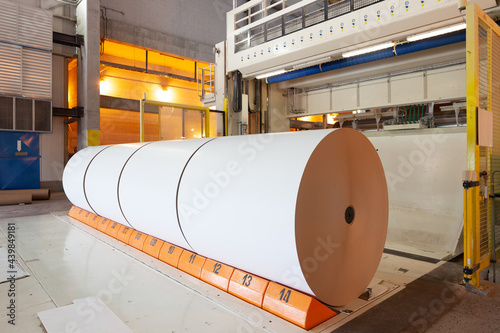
[63,146,110,214]
[178,129,388,305]
[84,143,149,226]
[119,139,214,249]
[62,129,388,306]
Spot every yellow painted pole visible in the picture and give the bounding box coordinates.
[223,98,228,136]
[158,106,162,141]
[140,93,146,143]
[465,3,479,285]
[205,108,211,138]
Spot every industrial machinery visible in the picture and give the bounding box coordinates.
[58,0,500,331]
[197,0,500,291]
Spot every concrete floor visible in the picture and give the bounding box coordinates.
[0,193,499,332]
[335,257,500,333]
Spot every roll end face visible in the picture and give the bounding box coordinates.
[295,128,389,306]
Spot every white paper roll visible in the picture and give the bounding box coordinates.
[63,129,388,306]
[85,143,149,226]
[119,138,214,250]
[177,129,388,305]
[63,145,110,214]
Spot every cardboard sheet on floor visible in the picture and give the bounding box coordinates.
[0,247,29,283]
[38,297,132,333]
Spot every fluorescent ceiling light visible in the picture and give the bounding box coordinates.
[407,23,466,42]
[342,42,395,58]
[255,69,286,80]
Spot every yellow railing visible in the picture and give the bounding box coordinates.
[139,93,211,142]
[463,3,500,287]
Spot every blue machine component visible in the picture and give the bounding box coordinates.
[0,131,40,190]
[266,30,467,84]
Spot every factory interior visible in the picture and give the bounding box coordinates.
[1,0,500,332]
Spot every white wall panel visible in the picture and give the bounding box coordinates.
[332,83,357,111]
[290,65,466,115]
[427,65,466,101]
[390,72,424,104]
[307,88,330,113]
[359,78,388,107]
[40,117,65,181]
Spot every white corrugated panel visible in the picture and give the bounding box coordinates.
[22,48,52,99]
[18,4,52,50]
[0,0,18,43]
[0,44,22,95]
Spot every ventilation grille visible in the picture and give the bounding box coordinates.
[0,0,52,99]
[22,49,52,98]
[0,44,22,95]
[0,96,52,132]
[0,0,52,50]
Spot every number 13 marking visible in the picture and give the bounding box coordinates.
[242,274,252,287]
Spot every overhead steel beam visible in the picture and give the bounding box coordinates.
[53,106,84,117]
[53,32,84,48]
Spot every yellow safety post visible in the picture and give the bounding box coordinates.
[464,3,480,286]
[140,93,146,143]
[158,106,162,140]
[223,98,228,136]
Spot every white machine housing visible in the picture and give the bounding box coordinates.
[226,0,495,77]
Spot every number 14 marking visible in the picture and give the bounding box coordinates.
[279,288,291,303]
